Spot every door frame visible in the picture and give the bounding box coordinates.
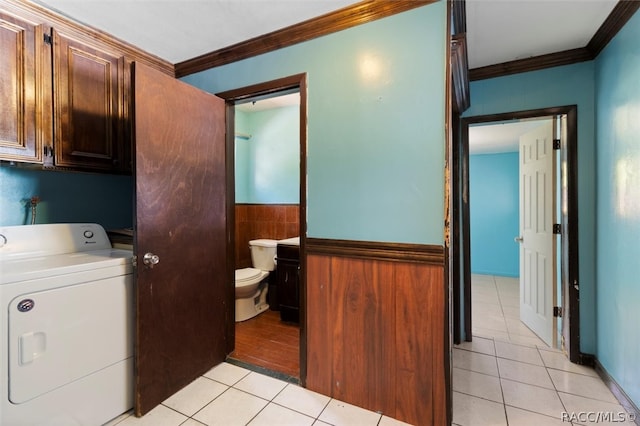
[455,105,581,362]
[216,73,308,383]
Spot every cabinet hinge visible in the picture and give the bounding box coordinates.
[553,306,563,317]
[553,224,561,234]
[553,139,561,150]
[43,33,52,45]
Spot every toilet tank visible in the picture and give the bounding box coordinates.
[249,239,277,271]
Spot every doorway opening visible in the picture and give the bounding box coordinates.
[217,74,307,383]
[468,117,557,349]
[455,105,582,363]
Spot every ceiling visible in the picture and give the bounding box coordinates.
[236,93,300,113]
[28,0,621,151]
[30,0,361,64]
[29,0,619,68]
[466,0,617,69]
[469,119,550,154]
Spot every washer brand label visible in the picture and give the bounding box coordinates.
[17,299,35,312]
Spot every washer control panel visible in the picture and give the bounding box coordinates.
[0,223,112,258]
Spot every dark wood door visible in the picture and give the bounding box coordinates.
[132,62,229,416]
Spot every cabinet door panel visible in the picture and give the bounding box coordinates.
[0,12,50,163]
[277,245,300,323]
[53,30,124,170]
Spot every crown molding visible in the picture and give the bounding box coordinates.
[469,48,592,81]
[587,0,640,57]
[175,0,435,78]
[469,0,640,81]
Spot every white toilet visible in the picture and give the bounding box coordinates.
[235,239,277,322]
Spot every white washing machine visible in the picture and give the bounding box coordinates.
[0,223,134,425]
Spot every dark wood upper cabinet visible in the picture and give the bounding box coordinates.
[0,11,52,163]
[52,29,127,172]
[0,0,172,173]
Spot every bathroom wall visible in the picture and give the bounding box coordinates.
[235,204,299,268]
[235,106,299,204]
[234,103,300,267]
[464,61,597,354]
[0,166,133,229]
[183,2,447,246]
[184,4,449,423]
[235,109,251,203]
[469,152,519,277]
[594,8,640,409]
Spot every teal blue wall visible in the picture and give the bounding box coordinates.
[235,106,299,204]
[594,9,640,408]
[183,2,447,245]
[470,152,519,277]
[235,109,251,202]
[0,166,132,229]
[464,62,597,354]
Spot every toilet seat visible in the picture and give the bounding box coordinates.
[235,267,270,322]
[235,268,267,286]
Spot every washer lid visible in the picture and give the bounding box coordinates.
[235,267,264,283]
[0,249,132,285]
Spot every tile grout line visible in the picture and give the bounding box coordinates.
[492,335,510,426]
[537,345,572,424]
[465,275,625,426]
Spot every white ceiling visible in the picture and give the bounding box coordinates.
[466,0,618,69]
[30,0,619,67]
[236,92,300,112]
[30,0,360,64]
[469,119,550,154]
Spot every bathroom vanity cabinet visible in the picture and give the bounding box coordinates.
[276,243,300,323]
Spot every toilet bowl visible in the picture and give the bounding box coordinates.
[235,239,277,322]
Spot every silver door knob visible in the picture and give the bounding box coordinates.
[514,236,524,243]
[143,252,160,267]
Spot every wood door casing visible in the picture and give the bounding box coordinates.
[132,62,229,416]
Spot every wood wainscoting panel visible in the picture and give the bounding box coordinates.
[306,251,446,425]
[395,262,447,425]
[330,257,396,414]
[306,254,333,395]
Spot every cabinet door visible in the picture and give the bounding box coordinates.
[0,11,51,163]
[278,260,300,323]
[52,29,125,171]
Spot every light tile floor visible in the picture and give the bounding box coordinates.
[453,274,636,425]
[104,362,411,426]
[105,274,635,426]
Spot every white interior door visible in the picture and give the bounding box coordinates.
[518,120,557,347]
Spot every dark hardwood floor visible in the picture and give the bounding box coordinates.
[230,310,300,379]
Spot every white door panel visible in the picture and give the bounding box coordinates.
[519,120,556,347]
